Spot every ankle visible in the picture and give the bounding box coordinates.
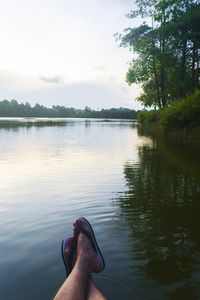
[76,253,93,274]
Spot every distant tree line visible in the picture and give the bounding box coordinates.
[0,100,137,119]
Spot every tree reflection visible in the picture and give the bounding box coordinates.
[117,137,200,298]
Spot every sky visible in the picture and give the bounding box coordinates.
[0,0,143,109]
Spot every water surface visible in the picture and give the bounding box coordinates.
[0,118,200,299]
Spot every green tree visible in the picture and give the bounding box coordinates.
[0,99,137,119]
[116,0,200,109]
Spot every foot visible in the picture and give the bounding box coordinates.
[63,235,76,271]
[73,218,102,273]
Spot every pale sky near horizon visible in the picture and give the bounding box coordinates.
[0,0,143,109]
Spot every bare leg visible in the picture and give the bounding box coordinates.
[54,231,107,300]
[87,277,107,300]
[74,218,107,300]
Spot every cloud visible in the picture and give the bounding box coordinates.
[94,65,106,71]
[40,75,64,84]
[109,74,117,83]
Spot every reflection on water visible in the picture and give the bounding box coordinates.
[0,117,135,130]
[0,119,200,300]
[116,133,200,299]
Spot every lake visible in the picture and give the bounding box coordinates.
[0,118,200,300]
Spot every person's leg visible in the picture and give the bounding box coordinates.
[74,217,107,300]
[54,231,107,300]
[87,277,107,300]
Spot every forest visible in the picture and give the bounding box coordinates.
[0,99,137,119]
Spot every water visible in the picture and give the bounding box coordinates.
[0,118,200,300]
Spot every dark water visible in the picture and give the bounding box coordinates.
[0,118,200,300]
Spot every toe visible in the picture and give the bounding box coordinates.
[75,218,85,230]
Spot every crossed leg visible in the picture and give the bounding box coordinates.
[54,220,107,300]
[87,277,107,300]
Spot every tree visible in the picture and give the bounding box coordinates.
[0,99,137,119]
[116,0,200,109]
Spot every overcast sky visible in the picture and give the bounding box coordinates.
[0,0,143,109]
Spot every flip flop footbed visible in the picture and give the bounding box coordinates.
[78,217,105,272]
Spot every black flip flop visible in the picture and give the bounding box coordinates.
[76,217,105,272]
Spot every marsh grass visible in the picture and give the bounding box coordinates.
[137,90,200,137]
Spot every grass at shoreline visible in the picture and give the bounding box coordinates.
[137,90,200,138]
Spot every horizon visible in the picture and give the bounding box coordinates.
[0,98,139,111]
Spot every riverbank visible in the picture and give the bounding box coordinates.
[137,90,200,138]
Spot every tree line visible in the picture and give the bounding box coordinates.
[0,99,137,119]
[116,0,200,109]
